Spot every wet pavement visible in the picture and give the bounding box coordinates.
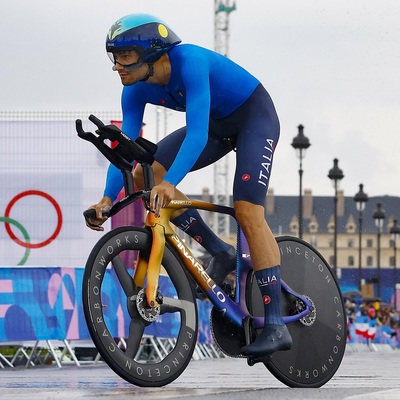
[1,348,400,399]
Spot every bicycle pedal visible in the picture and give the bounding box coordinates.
[247,355,271,367]
[242,316,254,346]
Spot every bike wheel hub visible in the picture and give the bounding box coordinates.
[136,288,161,322]
[297,295,316,327]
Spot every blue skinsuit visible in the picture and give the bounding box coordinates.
[104,44,280,206]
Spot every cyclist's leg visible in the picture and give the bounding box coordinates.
[236,201,292,357]
[134,127,235,265]
[235,201,279,269]
[228,85,291,357]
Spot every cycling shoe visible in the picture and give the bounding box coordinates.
[241,324,292,358]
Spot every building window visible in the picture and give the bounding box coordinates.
[367,256,373,266]
[348,239,354,248]
[366,239,373,248]
[309,223,318,233]
[310,236,317,247]
[329,238,334,248]
[345,222,356,234]
[289,220,298,235]
[308,216,319,234]
[329,255,334,266]
[348,256,354,266]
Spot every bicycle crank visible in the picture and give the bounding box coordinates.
[210,307,246,357]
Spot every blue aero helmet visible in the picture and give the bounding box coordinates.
[106,13,181,72]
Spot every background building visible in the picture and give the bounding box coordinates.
[193,188,400,306]
[263,189,400,304]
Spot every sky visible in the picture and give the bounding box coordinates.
[1,0,400,198]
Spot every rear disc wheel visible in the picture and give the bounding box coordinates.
[247,236,346,388]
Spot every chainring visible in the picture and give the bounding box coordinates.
[210,307,246,357]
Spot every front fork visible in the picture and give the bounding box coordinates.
[133,208,176,308]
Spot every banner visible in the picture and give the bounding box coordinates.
[0,118,111,268]
[0,266,212,344]
[0,267,88,341]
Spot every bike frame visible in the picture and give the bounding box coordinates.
[130,196,312,329]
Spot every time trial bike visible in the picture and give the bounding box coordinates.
[76,115,346,388]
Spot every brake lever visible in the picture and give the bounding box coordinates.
[83,208,111,228]
[141,191,152,211]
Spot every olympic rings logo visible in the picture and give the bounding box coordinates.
[0,190,63,265]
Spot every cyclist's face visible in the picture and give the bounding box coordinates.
[111,50,149,86]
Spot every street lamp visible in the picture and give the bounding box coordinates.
[328,158,344,277]
[372,203,385,298]
[291,124,311,239]
[353,184,368,291]
[390,219,400,310]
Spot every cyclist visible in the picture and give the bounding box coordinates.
[87,13,292,358]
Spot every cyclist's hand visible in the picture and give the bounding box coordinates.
[86,196,112,231]
[150,181,174,217]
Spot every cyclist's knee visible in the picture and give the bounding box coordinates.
[234,200,266,230]
[133,165,145,189]
[133,161,167,189]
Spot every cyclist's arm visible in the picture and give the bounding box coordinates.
[162,59,211,186]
